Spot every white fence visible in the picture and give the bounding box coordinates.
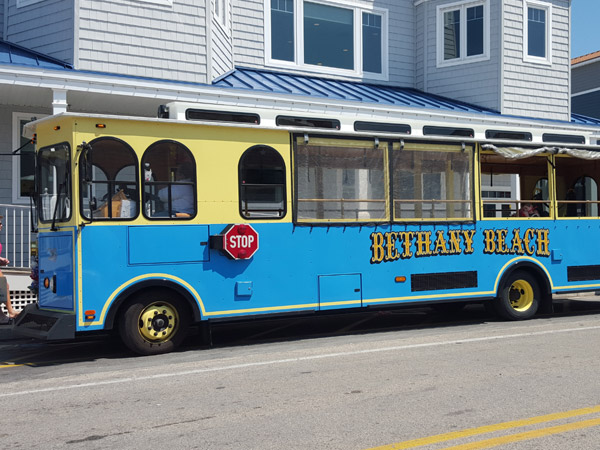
[0,204,37,315]
[0,203,34,269]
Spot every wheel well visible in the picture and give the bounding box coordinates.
[104,280,202,330]
[499,262,551,300]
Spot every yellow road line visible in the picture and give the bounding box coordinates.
[0,364,25,369]
[439,417,600,450]
[368,405,600,449]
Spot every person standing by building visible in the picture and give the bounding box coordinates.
[0,217,18,321]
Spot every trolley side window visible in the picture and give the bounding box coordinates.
[480,151,549,218]
[555,155,600,217]
[80,138,139,220]
[392,143,472,221]
[142,140,196,219]
[295,136,388,222]
[239,145,286,219]
[38,143,72,223]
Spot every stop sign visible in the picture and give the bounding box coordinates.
[221,224,259,260]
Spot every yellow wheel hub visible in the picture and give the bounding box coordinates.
[138,302,179,343]
[508,280,534,312]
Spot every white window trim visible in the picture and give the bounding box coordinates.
[12,113,47,204]
[523,0,552,66]
[436,0,490,68]
[265,0,389,81]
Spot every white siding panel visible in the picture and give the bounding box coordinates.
[5,0,74,63]
[502,0,570,121]
[78,0,208,83]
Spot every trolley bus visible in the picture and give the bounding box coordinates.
[12,102,600,354]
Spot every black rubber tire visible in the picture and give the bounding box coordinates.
[493,270,540,320]
[118,290,190,355]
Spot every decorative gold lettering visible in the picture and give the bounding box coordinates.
[448,230,463,255]
[496,229,509,254]
[536,229,550,256]
[483,229,496,254]
[433,230,449,255]
[370,232,385,264]
[523,229,535,256]
[385,232,400,262]
[398,231,414,259]
[510,228,524,255]
[461,230,476,254]
[415,231,433,257]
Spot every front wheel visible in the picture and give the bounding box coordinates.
[119,290,190,355]
[493,271,540,320]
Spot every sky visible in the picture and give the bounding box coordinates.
[571,0,600,58]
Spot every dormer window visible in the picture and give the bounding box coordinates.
[266,0,388,80]
[437,0,489,67]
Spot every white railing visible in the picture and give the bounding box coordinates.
[0,203,34,269]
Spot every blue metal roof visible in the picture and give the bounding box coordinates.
[571,112,600,126]
[0,39,72,70]
[213,67,499,116]
[214,67,600,128]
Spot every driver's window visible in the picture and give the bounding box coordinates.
[80,138,139,220]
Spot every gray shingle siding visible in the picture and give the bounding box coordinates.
[416,0,501,111]
[232,0,415,86]
[572,91,600,120]
[1,0,5,40]
[572,60,600,94]
[231,0,264,67]
[502,0,570,121]
[5,0,74,64]
[78,0,209,83]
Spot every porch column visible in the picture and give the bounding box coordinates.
[52,89,68,114]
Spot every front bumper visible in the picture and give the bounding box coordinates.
[12,303,76,340]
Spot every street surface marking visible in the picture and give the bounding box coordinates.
[0,364,25,369]
[1,324,600,398]
[438,417,600,450]
[367,405,600,449]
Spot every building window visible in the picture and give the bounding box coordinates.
[142,141,196,219]
[12,113,45,203]
[214,0,229,29]
[363,12,382,74]
[239,146,286,219]
[267,0,387,79]
[524,1,551,64]
[437,0,489,67]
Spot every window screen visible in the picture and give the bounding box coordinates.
[392,143,472,220]
[295,137,388,222]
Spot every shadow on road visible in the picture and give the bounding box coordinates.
[2,297,600,367]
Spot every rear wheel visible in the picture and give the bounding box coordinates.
[119,290,190,355]
[493,271,540,320]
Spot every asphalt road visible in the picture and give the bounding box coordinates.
[1,297,600,449]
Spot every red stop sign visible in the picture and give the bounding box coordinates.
[222,224,259,260]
